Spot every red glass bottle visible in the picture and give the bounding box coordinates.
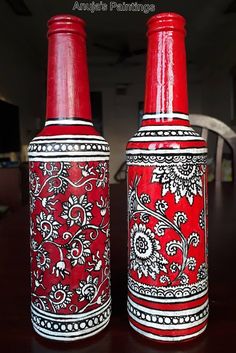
[126,13,208,342]
[28,15,111,341]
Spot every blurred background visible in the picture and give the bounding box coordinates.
[0,0,236,208]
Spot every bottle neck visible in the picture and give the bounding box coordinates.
[46,31,92,120]
[143,19,189,127]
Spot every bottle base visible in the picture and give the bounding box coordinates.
[129,320,207,343]
[31,299,111,341]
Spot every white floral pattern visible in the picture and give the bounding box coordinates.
[128,177,203,285]
[49,283,73,310]
[66,235,91,267]
[52,261,69,279]
[130,223,168,279]
[199,209,205,229]
[29,170,40,194]
[96,196,109,217]
[61,195,93,227]
[36,249,51,271]
[197,263,208,281]
[76,275,98,302]
[36,212,61,240]
[152,163,204,205]
[48,177,68,194]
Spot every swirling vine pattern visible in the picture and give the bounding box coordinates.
[128,176,201,285]
[30,161,110,314]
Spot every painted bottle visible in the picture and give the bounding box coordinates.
[126,13,208,342]
[28,15,111,341]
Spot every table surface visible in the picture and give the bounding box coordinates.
[0,182,235,353]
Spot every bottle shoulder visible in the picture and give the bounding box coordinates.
[127,124,207,148]
[30,124,109,145]
[28,123,110,159]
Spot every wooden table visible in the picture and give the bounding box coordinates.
[0,183,235,353]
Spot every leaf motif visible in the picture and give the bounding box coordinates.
[180,273,189,285]
[173,212,187,228]
[140,213,149,223]
[188,232,200,247]
[160,275,170,284]
[170,262,181,273]
[140,194,150,204]
[187,257,197,270]
[155,200,168,214]
[154,221,169,236]
[166,240,182,256]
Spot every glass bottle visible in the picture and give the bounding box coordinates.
[28,15,111,341]
[126,13,208,342]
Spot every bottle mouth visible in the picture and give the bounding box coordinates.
[147,12,186,35]
[47,14,86,37]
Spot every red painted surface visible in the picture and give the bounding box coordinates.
[46,15,92,120]
[144,13,188,116]
[126,13,208,342]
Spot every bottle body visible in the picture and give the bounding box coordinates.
[28,15,111,341]
[126,117,208,342]
[29,123,111,341]
[126,13,208,342]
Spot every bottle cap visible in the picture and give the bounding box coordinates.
[147,12,186,35]
[48,15,86,37]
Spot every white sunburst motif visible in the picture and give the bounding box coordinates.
[152,163,204,205]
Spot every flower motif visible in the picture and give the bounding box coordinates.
[88,251,103,272]
[29,194,36,212]
[39,162,58,176]
[197,263,208,281]
[130,223,168,279]
[41,195,58,211]
[36,212,61,240]
[96,292,107,305]
[29,170,40,194]
[49,283,73,310]
[61,195,93,227]
[96,162,108,188]
[76,275,99,302]
[103,240,110,267]
[33,270,45,291]
[96,196,109,217]
[52,261,69,279]
[152,163,204,205]
[66,235,91,267]
[30,238,38,251]
[199,209,205,229]
[36,249,51,271]
[79,163,95,177]
[128,187,138,217]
